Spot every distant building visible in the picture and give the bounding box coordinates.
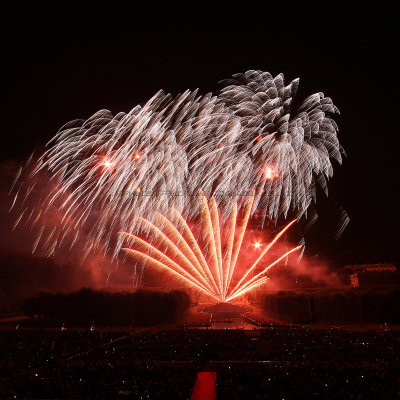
[346,263,400,288]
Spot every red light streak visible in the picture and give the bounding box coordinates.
[122,196,301,302]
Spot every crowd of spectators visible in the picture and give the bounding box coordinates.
[0,327,399,399]
[76,327,400,363]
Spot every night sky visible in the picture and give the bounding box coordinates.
[0,3,398,266]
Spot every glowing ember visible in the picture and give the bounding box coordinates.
[102,158,113,169]
[264,166,279,180]
[121,194,301,302]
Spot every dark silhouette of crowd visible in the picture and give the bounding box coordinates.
[1,327,399,399]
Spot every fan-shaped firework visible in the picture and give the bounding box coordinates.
[11,70,344,259]
[121,195,302,302]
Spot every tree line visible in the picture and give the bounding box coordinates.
[261,288,400,324]
[0,250,95,313]
[24,288,191,326]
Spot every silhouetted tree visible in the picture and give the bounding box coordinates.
[23,289,191,326]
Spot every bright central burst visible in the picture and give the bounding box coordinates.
[120,195,302,302]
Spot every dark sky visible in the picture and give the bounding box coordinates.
[0,3,398,265]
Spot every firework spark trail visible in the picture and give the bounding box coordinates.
[226,245,303,302]
[138,215,216,293]
[122,195,302,301]
[152,213,216,292]
[225,195,253,298]
[121,233,216,298]
[209,197,224,295]
[123,249,219,301]
[200,195,223,296]
[171,208,220,294]
[11,70,344,261]
[226,277,270,302]
[228,218,297,297]
[222,201,237,299]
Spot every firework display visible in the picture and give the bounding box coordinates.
[11,70,343,263]
[121,195,302,302]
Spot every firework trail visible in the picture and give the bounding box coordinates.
[121,195,302,302]
[10,70,344,260]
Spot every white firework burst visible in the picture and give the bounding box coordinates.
[11,70,344,259]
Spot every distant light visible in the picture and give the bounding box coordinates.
[254,242,261,249]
